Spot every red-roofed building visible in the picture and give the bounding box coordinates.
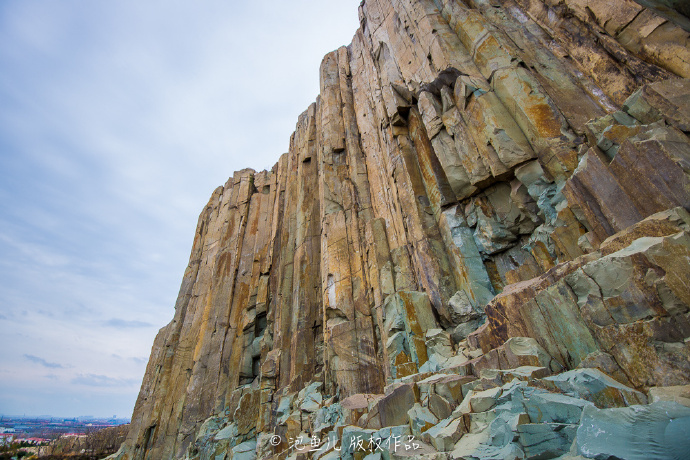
[26,437,49,444]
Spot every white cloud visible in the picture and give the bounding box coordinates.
[24,354,66,369]
[0,0,361,417]
[71,374,140,388]
[103,319,154,329]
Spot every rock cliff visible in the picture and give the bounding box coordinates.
[112,0,690,459]
[40,424,129,459]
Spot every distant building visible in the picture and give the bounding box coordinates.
[25,437,49,444]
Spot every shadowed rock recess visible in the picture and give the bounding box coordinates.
[110,1,690,459]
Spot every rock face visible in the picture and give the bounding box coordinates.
[43,424,129,458]
[114,1,690,459]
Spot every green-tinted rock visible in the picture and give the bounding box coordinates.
[378,384,419,428]
[542,368,646,408]
[523,392,593,424]
[215,423,238,441]
[576,401,690,459]
[451,317,485,343]
[517,423,577,459]
[469,387,502,413]
[407,403,438,437]
[448,291,482,324]
[422,416,464,451]
[341,426,377,460]
[230,439,257,460]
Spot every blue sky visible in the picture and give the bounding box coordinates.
[0,1,361,418]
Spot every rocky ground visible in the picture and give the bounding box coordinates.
[184,368,690,459]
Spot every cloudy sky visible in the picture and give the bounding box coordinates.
[0,1,361,418]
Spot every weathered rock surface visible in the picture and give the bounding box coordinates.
[113,0,690,459]
[41,424,129,459]
[576,401,690,459]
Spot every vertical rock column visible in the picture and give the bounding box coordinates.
[270,104,323,396]
[319,48,385,397]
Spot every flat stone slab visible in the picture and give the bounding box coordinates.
[576,401,690,459]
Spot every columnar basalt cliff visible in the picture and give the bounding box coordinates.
[113,1,690,459]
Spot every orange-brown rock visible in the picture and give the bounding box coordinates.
[113,1,690,459]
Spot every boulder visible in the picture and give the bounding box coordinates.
[480,366,550,384]
[416,374,451,402]
[300,392,323,413]
[500,337,552,369]
[230,439,257,460]
[523,392,593,424]
[517,423,577,459]
[647,385,690,408]
[313,402,344,435]
[378,384,419,428]
[451,318,485,343]
[450,430,524,460]
[469,387,502,413]
[214,423,238,441]
[425,329,454,361]
[624,78,690,131]
[276,394,295,424]
[449,431,490,459]
[428,393,453,420]
[468,410,496,433]
[341,393,381,426]
[433,374,476,405]
[542,368,647,408]
[407,404,438,437]
[422,417,465,451]
[575,401,690,459]
[448,291,482,324]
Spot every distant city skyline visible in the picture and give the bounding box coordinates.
[0,0,361,417]
[0,415,129,421]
